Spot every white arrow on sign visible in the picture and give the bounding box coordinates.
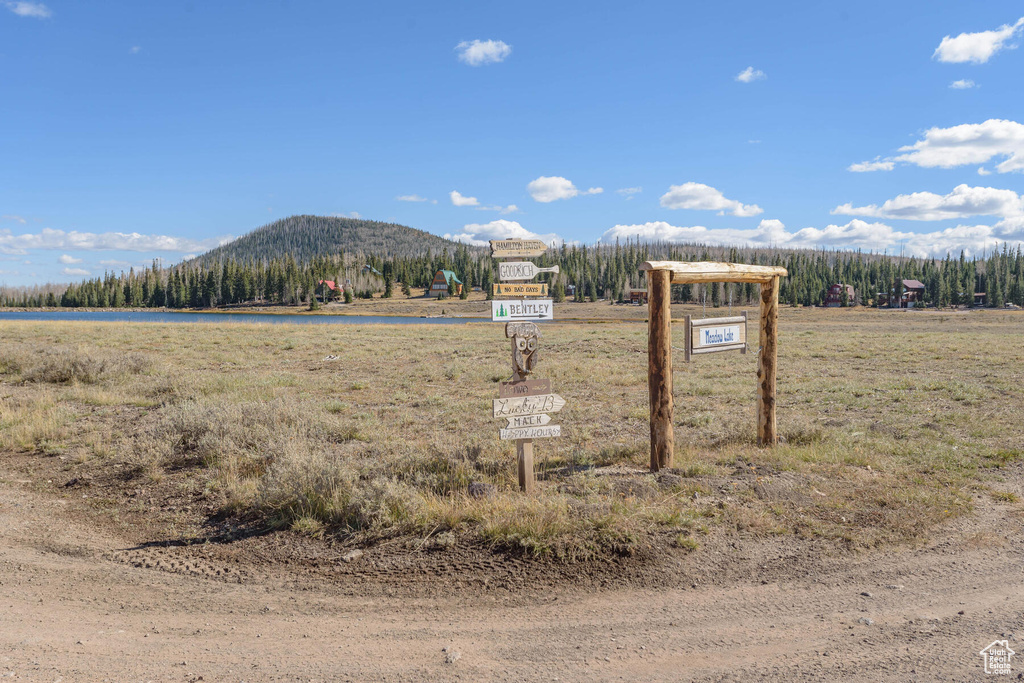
[506,413,552,429]
[498,262,560,281]
[500,425,561,441]
[493,393,566,418]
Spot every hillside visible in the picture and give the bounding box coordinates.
[193,215,474,265]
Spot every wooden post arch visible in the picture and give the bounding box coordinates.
[640,261,789,471]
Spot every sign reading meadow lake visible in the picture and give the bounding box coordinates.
[685,313,748,359]
[491,299,553,322]
[699,324,741,346]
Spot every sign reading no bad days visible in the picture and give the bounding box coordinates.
[491,299,553,322]
[493,282,548,297]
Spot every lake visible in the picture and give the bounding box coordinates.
[0,310,487,326]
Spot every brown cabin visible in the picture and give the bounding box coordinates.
[824,283,856,307]
[428,269,463,297]
[900,279,926,308]
[626,288,648,305]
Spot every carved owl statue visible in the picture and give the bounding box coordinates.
[506,322,540,377]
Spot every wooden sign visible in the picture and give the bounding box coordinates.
[491,299,553,322]
[506,413,552,429]
[498,262,560,281]
[685,312,747,361]
[499,378,551,398]
[493,393,566,418]
[500,425,561,441]
[493,282,548,297]
[490,239,548,258]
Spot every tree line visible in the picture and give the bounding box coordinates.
[2,240,1023,310]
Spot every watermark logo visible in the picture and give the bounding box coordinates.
[980,640,1015,675]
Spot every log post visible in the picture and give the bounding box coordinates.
[648,268,673,471]
[757,276,779,446]
[510,346,535,493]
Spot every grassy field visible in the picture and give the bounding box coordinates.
[1,306,1022,560]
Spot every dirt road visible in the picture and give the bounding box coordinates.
[1,470,1022,682]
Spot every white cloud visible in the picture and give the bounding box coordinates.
[616,187,642,199]
[0,228,231,255]
[58,254,83,264]
[895,119,1024,174]
[61,267,90,277]
[933,17,1024,64]
[328,211,362,219]
[601,218,1018,259]
[450,190,480,207]
[833,185,1024,222]
[949,79,977,89]
[659,182,763,217]
[978,167,992,176]
[130,46,141,54]
[396,194,430,202]
[1,214,28,223]
[583,187,603,195]
[527,176,580,203]
[848,158,895,172]
[854,119,1024,175]
[444,219,562,248]
[456,39,512,66]
[735,66,766,83]
[3,1,51,18]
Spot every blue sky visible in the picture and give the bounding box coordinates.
[2,1,1024,285]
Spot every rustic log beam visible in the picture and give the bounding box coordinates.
[648,269,674,471]
[641,261,788,284]
[757,276,780,446]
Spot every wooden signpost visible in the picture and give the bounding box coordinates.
[640,261,788,472]
[490,239,564,492]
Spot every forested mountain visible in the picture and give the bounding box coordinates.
[193,215,476,265]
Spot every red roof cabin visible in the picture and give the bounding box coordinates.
[824,283,856,307]
[316,279,341,302]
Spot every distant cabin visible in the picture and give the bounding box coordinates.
[428,269,463,297]
[824,283,856,307]
[973,292,987,307]
[880,279,927,308]
[626,288,649,305]
[316,279,342,301]
[900,279,926,308]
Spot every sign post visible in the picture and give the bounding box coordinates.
[489,239,563,493]
[640,261,788,472]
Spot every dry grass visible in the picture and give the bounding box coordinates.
[1,307,1022,558]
